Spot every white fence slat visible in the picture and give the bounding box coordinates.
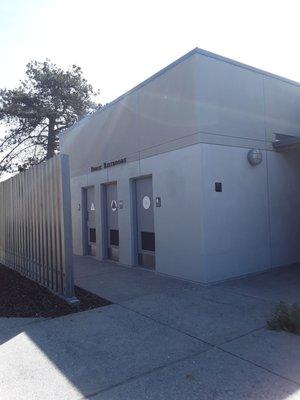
[0,155,76,301]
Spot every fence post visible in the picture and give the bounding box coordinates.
[59,155,78,303]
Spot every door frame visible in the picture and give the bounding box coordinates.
[131,174,155,269]
[101,181,119,261]
[81,185,96,256]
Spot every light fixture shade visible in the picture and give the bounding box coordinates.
[247,149,263,166]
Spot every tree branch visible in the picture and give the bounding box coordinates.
[0,135,34,165]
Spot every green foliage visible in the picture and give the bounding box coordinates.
[268,301,300,335]
[0,60,100,175]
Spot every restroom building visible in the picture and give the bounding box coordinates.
[60,48,300,283]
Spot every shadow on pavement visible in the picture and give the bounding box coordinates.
[0,262,300,399]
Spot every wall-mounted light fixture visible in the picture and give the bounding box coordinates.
[247,149,263,166]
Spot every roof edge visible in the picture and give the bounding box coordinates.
[61,48,199,136]
[195,48,300,87]
[61,47,300,137]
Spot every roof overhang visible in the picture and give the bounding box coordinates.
[272,133,300,150]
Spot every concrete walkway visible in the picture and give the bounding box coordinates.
[1,257,300,399]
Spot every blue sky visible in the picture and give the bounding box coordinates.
[0,0,300,105]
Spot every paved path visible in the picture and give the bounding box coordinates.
[1,257,300,399]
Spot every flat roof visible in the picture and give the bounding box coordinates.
[62,47,300,136]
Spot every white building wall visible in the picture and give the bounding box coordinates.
[264,76,300,141]
[139,144,203,282]
[60,53,201,178]
[106,160,140,266]
[268,147,300,267]
[62,48,300,283]
[194,53,266,141]
[200,143,271,283]
[71,145,203,282]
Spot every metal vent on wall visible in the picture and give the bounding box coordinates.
[141,232,155,252]
[110,229,119,246]
[89,228,96,243]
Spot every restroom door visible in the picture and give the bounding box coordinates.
[84,187,96,256]
[106,183,119,261]
[135,176,155,268]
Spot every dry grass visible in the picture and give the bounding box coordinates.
[268,302,300,335]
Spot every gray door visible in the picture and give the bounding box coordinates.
[106,182,119,261]
[135,176,155,268]
[84,186,96,256]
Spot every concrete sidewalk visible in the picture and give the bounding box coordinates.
[0,257,300,399]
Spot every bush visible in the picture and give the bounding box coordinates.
[268,302,300,335]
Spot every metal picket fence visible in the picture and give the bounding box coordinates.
[0,154,77,303]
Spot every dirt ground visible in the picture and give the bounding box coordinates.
[0,264,112,318]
